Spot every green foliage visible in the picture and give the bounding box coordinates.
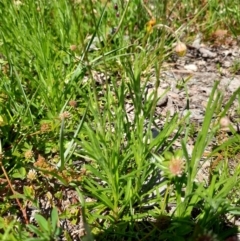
[0,0,240,240]
[26,208,61,241]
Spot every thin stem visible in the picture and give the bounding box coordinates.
[0,151,29,224]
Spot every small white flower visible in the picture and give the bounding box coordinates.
[27,169,37,180]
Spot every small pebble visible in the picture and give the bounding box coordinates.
[184,64,198,72]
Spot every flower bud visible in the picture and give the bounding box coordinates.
[175,41,187,57]
[146,18,156,34]
[220,116,230,128]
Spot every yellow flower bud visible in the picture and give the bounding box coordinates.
[146,18,156,34]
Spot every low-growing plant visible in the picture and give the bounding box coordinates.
[26,208,61,241]
[0,0,240,240]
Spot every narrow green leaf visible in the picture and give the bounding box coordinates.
[27,224,47,238]
[34,214,49,233]
[51,208,59,233]
[59,119,65,170]
[64,105,88,162]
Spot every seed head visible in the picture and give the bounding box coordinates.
[27,169,37,181]
[34,154,47,168]
[59,111,71,120]
[40,123,51,133]
[25,150,34,159]
[169,157,185,177]
[69,100,77,108]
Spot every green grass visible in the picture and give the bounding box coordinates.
[0,0,240,240]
